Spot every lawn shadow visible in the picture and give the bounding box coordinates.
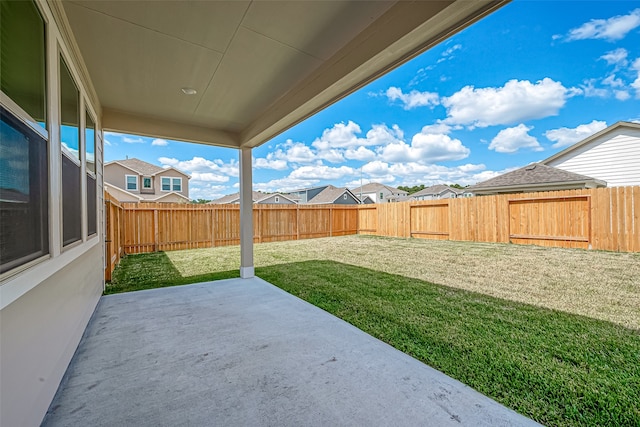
[256,259,640,427]
[105,251,239,295]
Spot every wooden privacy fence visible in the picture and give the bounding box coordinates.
[118,203,359,254]
[359,186,640,252]
[104,186,639,278]
[104,194,124,281]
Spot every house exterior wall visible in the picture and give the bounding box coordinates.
[105,185,141,203]
[545,127,640,187]
[258,194,296,204]
[1,244,103,427]
[152,193,189,203]
[155,169,190,199]
[359,186,407,203]
[333,192,360,204]
[105,163,138,193]
[0,1,104,425]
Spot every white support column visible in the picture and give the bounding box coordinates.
[239,147,254,278]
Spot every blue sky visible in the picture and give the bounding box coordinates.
[104,1,640,200]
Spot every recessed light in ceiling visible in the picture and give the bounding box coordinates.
[181,87,197,95]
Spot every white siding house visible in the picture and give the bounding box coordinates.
[541,121,640,187]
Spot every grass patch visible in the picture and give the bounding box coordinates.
[256,260,640,427]
[105,251,238,294]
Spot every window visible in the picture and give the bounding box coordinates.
[1,0,47,129]
[60,56,82,246]
[275,196,279,203]
[0,107,49,274]
[161,177,170,191]
[85,111,97,236]
[126,175,138,191]
[380,192,384,199]
[161,176,181,192]
[85,111,95,174]
[142,177,152,189]
[343,194,348,200]
[172,178,181,192]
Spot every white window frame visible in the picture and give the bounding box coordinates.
[172,177,182,192]
[275,196,280,203]
[343,194,348,200]
[125,175,138,191]
[161,176,171,192]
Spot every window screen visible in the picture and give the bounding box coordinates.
[0,0,47,128]
[126,175,137,191]
[60,56,81,246]
[0,107,49,273]
[172,178,181,192]
[161,177,170,191]
[87,174,97,236]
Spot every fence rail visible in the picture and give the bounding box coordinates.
[104,186,639,279]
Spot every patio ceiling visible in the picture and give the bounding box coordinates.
[60,0,508,149]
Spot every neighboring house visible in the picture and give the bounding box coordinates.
[357,195,375,204]
[350,182,408,203]
[209,191,296,205]
[104,158,190,202]
[468,163,607,195]
[287,185,361,205]
[410,184,463,200]
[540,121,640,187]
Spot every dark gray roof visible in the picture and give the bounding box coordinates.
[209,191,294,204]
[468,163,605,190]
[411,184,462,197]
[307,185,355,204]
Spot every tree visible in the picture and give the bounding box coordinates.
[398,184,425,194]
[191,198,211,204]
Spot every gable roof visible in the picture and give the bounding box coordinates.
[105,158,190,178]
[148,192,191,202]
[104,182,143,202]
[541,121,640,165]
[307,185,359,204]
[411,184,462,198]
[209,191,296,204]
[468,163,606,193]
[351,182,408,195]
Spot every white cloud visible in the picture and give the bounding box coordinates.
[151,138,168,146]
[158,156,238,177]
[189,184,230,201]
[566,8,640,42]
[615,90,631,101]
[600,48,629,67]
[581,79,609,98]
[385,87,439,110]
[311,121,364,150]
[489,124,543,153]
[344,146,376,161]
[289,165,355,181]
[442,78,573,128]
[602,74,625,88]
[253,177,319,193]
[189,172,229,183]
[632,58,640,98]
[123,136,144,144]
[544,120,608,148]
[378,132,470,164]
[253,157,288,170]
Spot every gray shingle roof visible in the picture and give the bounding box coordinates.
[307,185,353,204]
[115,158,165,176]
[468,163,604,190]
[411,184,462,197]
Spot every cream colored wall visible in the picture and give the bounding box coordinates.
[105,163,138,193]
[155,169,190,198]
[1,243,103,427]
[0,0,105,425]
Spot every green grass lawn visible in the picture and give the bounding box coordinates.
[106,238,640,426]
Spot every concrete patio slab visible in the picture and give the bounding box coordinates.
[43,277,540,426]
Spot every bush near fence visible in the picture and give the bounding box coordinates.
[105,186,640,279]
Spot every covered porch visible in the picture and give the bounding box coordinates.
[43,277,538,426]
